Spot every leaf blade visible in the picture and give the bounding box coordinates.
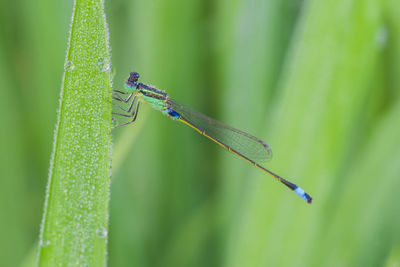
[37,0,112,265]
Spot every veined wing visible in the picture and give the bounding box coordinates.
[166,98,273,164]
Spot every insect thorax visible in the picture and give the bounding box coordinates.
[125,83,137,92]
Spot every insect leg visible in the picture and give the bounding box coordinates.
[111,96,137,113]
[112,92,133,103]
[113,102,141,128]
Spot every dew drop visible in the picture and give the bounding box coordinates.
[96,226,108,238]
[40,239,51,247]
[111,117,117,127]
[97,57,110,72]
[64,61,75,72]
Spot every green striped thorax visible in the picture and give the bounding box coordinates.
[125,72,167,111]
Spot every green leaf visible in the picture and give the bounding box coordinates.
[222,0,385,266]
[37,0,112,265]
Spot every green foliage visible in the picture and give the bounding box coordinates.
[36,0,112,265]
[0,0,399,266]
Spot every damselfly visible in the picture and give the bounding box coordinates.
[112,72,312,204]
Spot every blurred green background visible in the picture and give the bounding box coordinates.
[2,0,400,266]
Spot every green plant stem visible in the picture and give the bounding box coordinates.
[37,0,112,265]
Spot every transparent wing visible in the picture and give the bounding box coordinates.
[167,98,273,164]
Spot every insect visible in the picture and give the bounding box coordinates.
[112,72,312,203]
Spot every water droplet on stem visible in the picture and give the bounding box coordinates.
[40,239,51,247]
[96,226,108,238]
[64,61,75,72]
[97,57,110,72]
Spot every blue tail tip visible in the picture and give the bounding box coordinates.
[294,186,313,204]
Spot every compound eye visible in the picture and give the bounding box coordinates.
[130,72,140,80]
[126,72,140,88]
